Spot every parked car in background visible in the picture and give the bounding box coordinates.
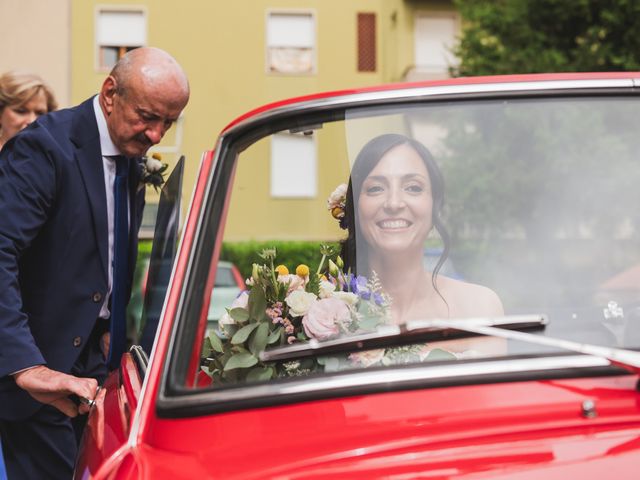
[76,73,640,479]
[206,260,244,333]
[134,258,244,342]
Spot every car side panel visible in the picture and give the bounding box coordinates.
[134,375,640,479]
[75,353,142,479]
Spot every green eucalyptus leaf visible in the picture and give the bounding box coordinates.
[223,323,239,338]
[231,345,249,355]
[229,307,250,323]
[305,272,320,296]
[201,337,212,358]
[231,323,259,345]
[208,331,224,353]
[425,348,457,361]
[249,322,270,356]
[248,286,267,321]
[267,328,281,344]
[224,352,258,371]
[246,366,275,382]
[318,356,340,372]
[357,315,380,332]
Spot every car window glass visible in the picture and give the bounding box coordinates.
[197,97,640,388]
[138,157,184,357]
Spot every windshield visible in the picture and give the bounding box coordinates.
[197,95,640,387]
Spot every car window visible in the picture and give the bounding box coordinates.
[195,95,640,389]
[138,157,184,356]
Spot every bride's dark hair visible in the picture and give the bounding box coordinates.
[339,133,450,296]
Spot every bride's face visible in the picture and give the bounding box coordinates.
[356,143,433,256]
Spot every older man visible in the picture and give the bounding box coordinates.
[0,47,189,479]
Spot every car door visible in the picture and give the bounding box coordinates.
[74,157,185,478]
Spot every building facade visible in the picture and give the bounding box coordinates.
[2,0,459,239]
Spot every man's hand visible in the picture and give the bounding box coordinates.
[13,365,98,417]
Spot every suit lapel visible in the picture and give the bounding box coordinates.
[72,99,109,281]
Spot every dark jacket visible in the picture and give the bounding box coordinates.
[0,97,144,419]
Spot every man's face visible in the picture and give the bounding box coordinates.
[101,76,187,157]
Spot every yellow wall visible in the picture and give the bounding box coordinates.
[70,0,455,240]
[0,0,71,106]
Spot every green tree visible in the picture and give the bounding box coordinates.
[452,0,640,76]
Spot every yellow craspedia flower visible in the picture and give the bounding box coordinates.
[275,265,289,276]
[296,264,310,277]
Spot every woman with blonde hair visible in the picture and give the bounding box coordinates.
[0,71,57,149]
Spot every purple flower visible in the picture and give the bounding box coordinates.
[347,275,371,300]
[373,293,384,306]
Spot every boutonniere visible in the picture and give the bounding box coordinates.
[140,152,169,192]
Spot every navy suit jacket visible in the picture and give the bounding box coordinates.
[0,97,145,420]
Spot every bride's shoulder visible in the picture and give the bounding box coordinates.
[438,276,504,316]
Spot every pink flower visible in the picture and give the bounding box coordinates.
[278,274,305,293]
[302,297,351,340]
[266,301,283,320]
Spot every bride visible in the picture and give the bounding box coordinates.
[338,134,504,356]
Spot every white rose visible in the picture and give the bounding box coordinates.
[331,291,359,306]
[146,157,164,172]
[318,280,336,299]
[327,183,348,209]
[285,290,317,317]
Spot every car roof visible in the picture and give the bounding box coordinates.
[220,71,640,134]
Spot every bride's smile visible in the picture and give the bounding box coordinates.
[357,143,433,254]
[376,218,412,230]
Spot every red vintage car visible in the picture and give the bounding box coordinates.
[75,73,640,479]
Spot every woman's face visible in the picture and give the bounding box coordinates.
[357,143,433,255]
[0,90,48,141]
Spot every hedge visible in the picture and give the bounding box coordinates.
[220,240,341,280]
[128,240,340,334]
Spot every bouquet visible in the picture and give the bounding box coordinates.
[201,245,392,383]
